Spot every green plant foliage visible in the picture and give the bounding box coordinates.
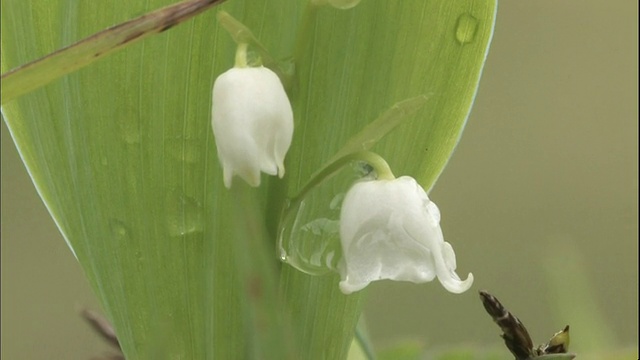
[0,0,227,104]
[1,0,496,359]
[280,3,495,358]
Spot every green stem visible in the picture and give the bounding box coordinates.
[216,11,276,67]
[287,151,394,216]
[277,151,393,245]
[234,43,248,67]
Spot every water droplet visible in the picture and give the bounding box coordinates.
[110,219,130,239]
[165,190,204,236]
[277,163,364,276]
[455,13,478,44]
[278,200,342,275]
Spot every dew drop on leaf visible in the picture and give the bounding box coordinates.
[110,219,130,240]
[456,13,478,44]
[278,161,374,276]
[164,190,203,237]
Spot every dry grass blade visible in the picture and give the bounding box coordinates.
[1,0,226,104]
[81,309,120,349]
[81,309,124,360]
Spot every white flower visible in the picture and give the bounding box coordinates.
[338,176,473,294]
[211,66,294,188]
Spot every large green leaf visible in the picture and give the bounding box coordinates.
[281,2,496,358]
[1,0,496,359]
[2,1,301,358]
[0,0,227,104]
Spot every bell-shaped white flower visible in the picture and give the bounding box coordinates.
[212,65,293,188]
[338,176,473,294]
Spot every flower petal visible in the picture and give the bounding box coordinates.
[338,176,473,294]
[211,66,293,188]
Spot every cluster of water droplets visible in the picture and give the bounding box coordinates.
[108,118,206,245]
[277,161,375,276]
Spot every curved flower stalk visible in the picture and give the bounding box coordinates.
[211,44,294,188]
[339,175,473,294]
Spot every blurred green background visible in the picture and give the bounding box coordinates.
[1,1,637,359]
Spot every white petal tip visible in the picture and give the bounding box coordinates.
[440,272,474,294]
[222,171,261,189]
[223,174,233,189]
[246,177,261,187]
[338,279,365,295]
[339,286,353,295]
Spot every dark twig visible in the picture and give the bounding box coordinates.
[81,309,124,360]
[479,290,574,360]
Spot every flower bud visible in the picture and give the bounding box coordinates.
[338,176,473,294]
[212,66,294,188]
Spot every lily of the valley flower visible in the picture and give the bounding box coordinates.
[338,176,473,294]
[211,64,293,188]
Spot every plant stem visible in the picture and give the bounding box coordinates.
[285,151,394,220]
[234,43,248,67]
